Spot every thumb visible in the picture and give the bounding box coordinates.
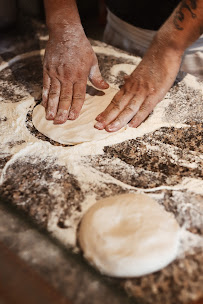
[89,63,109,90]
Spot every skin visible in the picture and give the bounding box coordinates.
[43,0,109,123]
[43,0,203,130]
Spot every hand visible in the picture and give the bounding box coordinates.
[94,43,182,132]
[42,24,109,124]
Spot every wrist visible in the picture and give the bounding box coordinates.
[47,21,85,42]
[44,0,82,31]
[48,21,83,33]
[46,13,82,31]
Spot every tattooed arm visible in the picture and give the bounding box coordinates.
[95,0,203,132]
[174,0,201,30]
[162,0,203,52]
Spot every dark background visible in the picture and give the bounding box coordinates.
[0,0,107,40]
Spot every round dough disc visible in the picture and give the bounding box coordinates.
[32,87,124,145]
[78,193,180,277]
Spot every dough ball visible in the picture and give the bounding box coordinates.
[78,193,180,277]
[32,87,125,145]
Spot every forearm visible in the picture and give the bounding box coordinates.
[43,0,82,29]
[42,0,108,124]
[150,0,203,55]
[95,0,203,132]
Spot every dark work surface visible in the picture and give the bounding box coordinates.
[0,19,203,304]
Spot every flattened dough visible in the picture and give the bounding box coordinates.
[32,87,125,145]
[78,193,180,277]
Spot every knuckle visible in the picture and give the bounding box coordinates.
[50,80,60,88]
[64,72,75,82]
[57,65,71,77]
[136,112,144,121]
[43,85,49,91]
[125,105,135,115]
[44,67,50,75]
[49,90,59,97]
[124,80,134,92]
[74,78,85,85]
[115,117,122,125]
[56,67,62,77]
[44,66,62,79]
[140,104,148,113]
[111,99,121,110]
[62,79,74,87]
[62,92,72,100]
[123,89,132,96]
[59,97,68,103]
[135,112,147,124]
[73,93,84,100]
[44,65,53,75]
[141,100,152,111]
[123,84,132,93]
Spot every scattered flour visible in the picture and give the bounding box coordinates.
[0,47,202,258]
[183,73,203,92]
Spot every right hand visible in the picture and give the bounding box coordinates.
[42,24,109,124]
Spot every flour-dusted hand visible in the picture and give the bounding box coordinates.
[95,0,203,132]
[42,0,108,124]
[94,41,182,132]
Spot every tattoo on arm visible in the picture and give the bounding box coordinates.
[173,0,197,30]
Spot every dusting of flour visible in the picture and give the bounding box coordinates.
[0,47,203,257]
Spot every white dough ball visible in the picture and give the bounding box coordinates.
[78,193,180,277]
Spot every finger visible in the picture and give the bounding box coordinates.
[94,90,133,130]
[89,63,109,90]
[42,71,50,108]
[54,81,73,124]
[46,77,60,120]
[129,97,158,128]
[123,74,130,81]
[105,96,144,132]
[68,81,87,120]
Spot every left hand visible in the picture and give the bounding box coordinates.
[94,43,182,132]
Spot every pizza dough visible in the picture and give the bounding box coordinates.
[32,87,125,145]
[78,193,180,277]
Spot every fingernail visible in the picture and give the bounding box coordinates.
[54,109,69,124]
[46,111,54,120]
[68,111,75,120]
[102,80,109,87]
[106,121,120,131]
[57,109,68,118]
[95,115,101,121]
[94,122,104,130]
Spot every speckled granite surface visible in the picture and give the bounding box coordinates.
[0,21,203,304]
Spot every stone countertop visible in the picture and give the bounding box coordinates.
[0,21,203,304]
